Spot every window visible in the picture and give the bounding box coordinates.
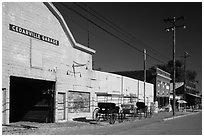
[68,91,90,113]
[166,84,170,90]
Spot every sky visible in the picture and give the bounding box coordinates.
[53,2,202,92]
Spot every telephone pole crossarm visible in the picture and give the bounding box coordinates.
[165,25,186,32]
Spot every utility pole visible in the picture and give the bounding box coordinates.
[183,51,190,102]
[144,49,146,105]
[86,3,90,48]
[164,16,186,116]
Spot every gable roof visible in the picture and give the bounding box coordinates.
[44,2,96,55]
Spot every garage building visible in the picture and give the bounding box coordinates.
[2,2,154,125]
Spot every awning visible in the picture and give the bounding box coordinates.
[95,92,122,97]
[111,93,123,97]
[170,82,184,93]
[123,94,137,98]
[169,95,181,100]
[177,100,187,104]
[95,92,111,96]
[187,93,201,98]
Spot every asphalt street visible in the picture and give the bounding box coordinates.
[53,111,202,135]
[114,111,202,135]
[2,111,202,135]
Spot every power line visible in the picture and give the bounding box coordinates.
[76,3,172,61]
[85,3,90,48]
[58,3,167,65]
[62,11,124,48]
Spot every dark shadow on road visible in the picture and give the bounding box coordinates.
[72,117,100,125]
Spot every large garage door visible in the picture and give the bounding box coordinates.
[9,76,55,123]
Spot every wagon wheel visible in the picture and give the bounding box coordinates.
[144,108,148,118]
[146,109,150,118]
[109,114,116,124]
[109,109,117,124]
[148,109,153,118]
[100,114,108,121]
[118,112,124,123]
[138,109,142,120]
[93,108,100,121]
[147,110,151,118]
[132,109,137,119]
[144,111,147,118]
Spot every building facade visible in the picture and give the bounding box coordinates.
[154,68,171,107]
[170,82,201,108]
[113,67,171,108]
[2,2,154,125]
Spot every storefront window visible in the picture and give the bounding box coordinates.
[68,91,90,113]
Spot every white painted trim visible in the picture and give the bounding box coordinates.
[44,2,96,55]
[55,91,67,122]
[156,67,171,76]
[157,73,172,80]
[163,112,200,121]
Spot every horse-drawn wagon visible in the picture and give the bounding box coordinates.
[93,102,123,124]
[120,103,137,119]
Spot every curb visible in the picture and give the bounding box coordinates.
[163,111,200,121]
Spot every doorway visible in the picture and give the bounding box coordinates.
[9,76,55,123]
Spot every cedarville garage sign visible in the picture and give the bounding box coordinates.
[9,24,59,46]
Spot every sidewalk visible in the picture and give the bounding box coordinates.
[2,120,93,135]
[2,110,200,135]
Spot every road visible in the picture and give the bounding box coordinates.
[53,112,202,135]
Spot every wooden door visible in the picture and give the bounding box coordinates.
[57,93,66,120]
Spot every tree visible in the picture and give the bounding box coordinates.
[150,60,197,82]
[186,70,197,81]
